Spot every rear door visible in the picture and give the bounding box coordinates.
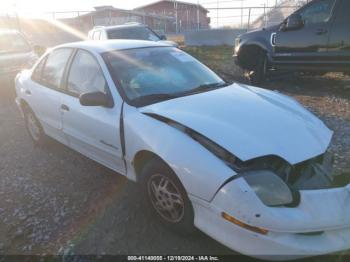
[327,0,350,68]
[61,49,125,173]
[28,48,73,144]
[273,0,336,65]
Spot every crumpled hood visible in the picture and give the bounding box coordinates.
[140,83,333,165]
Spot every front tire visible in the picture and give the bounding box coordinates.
[24,108,47,146]
[247,52,267,85]
[141,158,195,234]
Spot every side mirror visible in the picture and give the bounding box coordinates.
[284,14,304,31]
[79,92,112,107]
[33,45,46,56]
[160,35,167,40]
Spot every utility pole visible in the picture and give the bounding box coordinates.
[13,3,21,32]
[217,0,219,27]
[247,8,251,31]
[174,0,178,34]
[186,9,189,30]
[240,0,243,29]
[197,0,200,30]
[263,3,266,27]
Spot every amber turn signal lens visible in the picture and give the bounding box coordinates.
[221,212,269,235]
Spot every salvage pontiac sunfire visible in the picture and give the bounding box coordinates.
[15,40,350,259]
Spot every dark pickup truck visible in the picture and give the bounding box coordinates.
[233,0,350,84]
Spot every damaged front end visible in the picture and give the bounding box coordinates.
[235,151,349,191]
[210,149,350,252]
[217,147,350,208]
[228,152,350,208]
[144,112,350,206]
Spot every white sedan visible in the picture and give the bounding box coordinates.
[15,40,350,259]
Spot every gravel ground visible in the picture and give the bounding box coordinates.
[0,67,349,259]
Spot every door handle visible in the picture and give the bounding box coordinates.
[316,28,327,35]
[25,89,31,95]
[61,104,70,111]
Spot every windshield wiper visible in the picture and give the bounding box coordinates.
[132,93,179,105]
[178,82,230,96]
[131,82,231,106]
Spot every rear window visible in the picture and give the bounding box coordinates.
[40,48,72,89]
[107,27,160,41]
[0,33,31,54]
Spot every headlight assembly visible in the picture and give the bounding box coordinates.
[235,38,241,48]
[243,170,298,207]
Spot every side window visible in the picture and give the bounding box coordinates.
[299,0,336,25]
[41,48,72,89]
[93,31,101,40]
[32,56,47,82]
[67,50,107,96]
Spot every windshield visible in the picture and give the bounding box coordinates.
[0,33,31,54]
[107,27,161,41]
[103,47,226,106]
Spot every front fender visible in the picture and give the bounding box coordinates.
[238,38,271,53]
[123,104,236,201]
[235,36,273,68]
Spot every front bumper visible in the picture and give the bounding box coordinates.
[192,199,350,259]
[190,179,350,259]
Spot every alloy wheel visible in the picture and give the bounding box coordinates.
[147,173,185,223]
[26,112,41,142]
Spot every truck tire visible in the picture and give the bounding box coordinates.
[248,51,267,85]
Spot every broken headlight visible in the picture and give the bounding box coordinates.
[243,170,296,207]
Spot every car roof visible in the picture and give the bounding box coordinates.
[96,24,148,32]
[57,39,170,54]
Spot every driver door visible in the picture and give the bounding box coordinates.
[273,0,337,65]
[61,49,125,174]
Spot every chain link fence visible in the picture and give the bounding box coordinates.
[0,1,310,46]
[203,0,308,30]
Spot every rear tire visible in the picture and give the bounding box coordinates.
[247,51,267,85]
[24,107,47,146]
[141,158,195,235]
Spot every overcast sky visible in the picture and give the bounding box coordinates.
[1,0,277,27]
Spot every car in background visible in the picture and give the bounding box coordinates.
[234,0,350,84]
[14,39,350,259]
[0,30,39,83]
[88,23,178,47]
